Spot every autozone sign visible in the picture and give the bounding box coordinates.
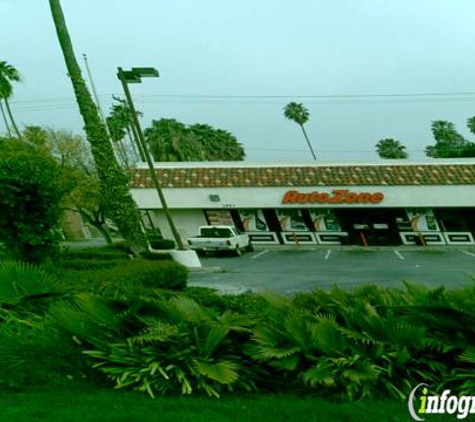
[282,189,385,205]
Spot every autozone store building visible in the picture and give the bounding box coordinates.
[130,160,475,247]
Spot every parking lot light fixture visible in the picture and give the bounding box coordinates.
[131,67,159,78]
[117,66,185,250]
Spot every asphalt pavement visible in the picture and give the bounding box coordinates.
[189,247,475,295]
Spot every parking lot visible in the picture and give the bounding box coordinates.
[189,247,475,295]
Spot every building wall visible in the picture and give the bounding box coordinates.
[131,185,475,210]
[147,209,208,242]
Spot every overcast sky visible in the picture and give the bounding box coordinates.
[2,0,475,162]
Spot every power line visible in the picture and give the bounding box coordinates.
[10,90,475,107]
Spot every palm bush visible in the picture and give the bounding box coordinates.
[0,260,63,308]
[52,295,258,397]
[246,286,452,400]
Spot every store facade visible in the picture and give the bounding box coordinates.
[130,160,475,247]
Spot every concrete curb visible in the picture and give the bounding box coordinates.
[188,282,250,295]
[187,266,223,273]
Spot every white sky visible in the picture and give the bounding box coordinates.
[2,0,475,162]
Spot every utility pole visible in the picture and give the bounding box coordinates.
[82,54,110,136]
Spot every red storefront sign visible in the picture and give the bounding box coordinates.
[282,189,384,205]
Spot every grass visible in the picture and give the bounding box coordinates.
[0,389,458,422]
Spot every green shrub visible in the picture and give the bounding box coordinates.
[139,251,173,261]
[60,248,128,261]
[184,287,267,314]
[0,140,66,264]
[113,260,187,290]
[0,260,62,307]
[0,316,95,391]
[52,295,257,398]
[57,259,128,271]
[103,241,130,252]
[149,239,175,250]
[58,260,188,297]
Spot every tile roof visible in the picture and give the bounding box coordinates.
[130,163,475,188]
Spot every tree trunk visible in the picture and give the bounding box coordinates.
[79,210,113,244]
[3,97,21,139]
[0,100,12,137]
[49,0,146,252]
[300,124,316,160]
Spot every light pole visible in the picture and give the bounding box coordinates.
[117,66,185,250]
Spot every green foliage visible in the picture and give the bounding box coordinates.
[58,259,128,271]
[375,138,408,159]
[105,98,141,167]
[23,126,119,246]
[283,101,316,160]
[0,139,67,263]
[0,260,94,392]
[60,248,129,261]
[139,251,173,261]
[184,288,267,314]
[57,260,188,298]
[49,0,147,251]
[425,120,475,158]
[4,263,475,401]
[0,315,92,391]
[0,60,22,138]
[0,260,61,306]
[283,102,309,126]
[149,238,175,250]
[52,295,256,398]
[144,119,245,161]
[111,260,187,291]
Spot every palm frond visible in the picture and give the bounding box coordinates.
[193,359,239,384]
[0,260,59,305]
[309,318,347,356]
[202,325,230,358]
[302,363,336,387]
[342,361,380,383]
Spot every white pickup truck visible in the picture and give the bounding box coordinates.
[187,225,253,256]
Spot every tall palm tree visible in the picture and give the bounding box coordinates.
[283,101,316,160]
[49,0,146,252]
[375,138,408,159]
[0,60,22,138]
[0,100,11,137]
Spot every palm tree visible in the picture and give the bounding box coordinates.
[48,0,146,252]
[144,118,199,161]
[0,60,22,138]
[375,138,408,159]
[189,123,245,161]
[425,120,468,158]
[106,98,145,162]
[283,101,316,160]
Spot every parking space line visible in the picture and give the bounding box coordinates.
[394,250,405,260]
[462,251,475,258]
[251,250,269,259]
[324,250,332,260]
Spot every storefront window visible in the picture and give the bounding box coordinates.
[276,209,308,231]
[309,209,341,232]
[204,210,234,226]
[406,209,440,231]
[433,209,474,232]
[238,209,269,231]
